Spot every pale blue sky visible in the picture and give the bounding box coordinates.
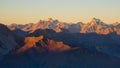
[0,0,120,24]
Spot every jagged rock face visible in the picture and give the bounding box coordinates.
[80,18,113,34]
[18,18,68,33]
[79,18,120,34]
[28,19,69,33]
[7,18,69,33]
[112,22,120,27]
[53,22,69,32]
[22,23,34,31]
[29,20,51,32]
[96,27,113,34]
[17,35,72,53]
[8,18,120,35]
[17,36,44,53]
[113,28,120,34]
[46,40,71,52]
[0,24,18,56]
[8,23,25,31]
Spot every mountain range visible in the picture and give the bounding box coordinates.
[1,18,120,68]
[8,18,120,34]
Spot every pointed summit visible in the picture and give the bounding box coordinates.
[47,18,54,22]
[90,18,104,25]
[113,22,120,26]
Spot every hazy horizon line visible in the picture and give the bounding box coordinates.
[1,17,119,25]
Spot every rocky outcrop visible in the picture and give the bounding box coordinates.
[16,35,73,53]
[80,18,111,34]
[17,36,44,53]
[46,39,71,52]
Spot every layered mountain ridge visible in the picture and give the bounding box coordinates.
[8,18,120,34]
[1,19,120,68]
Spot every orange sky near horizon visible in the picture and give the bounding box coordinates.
[0,0,120,25]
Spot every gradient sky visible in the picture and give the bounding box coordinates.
[0,0,120,24]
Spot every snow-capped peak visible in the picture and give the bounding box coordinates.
[113,22,120,26]
[90,18,104,25]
